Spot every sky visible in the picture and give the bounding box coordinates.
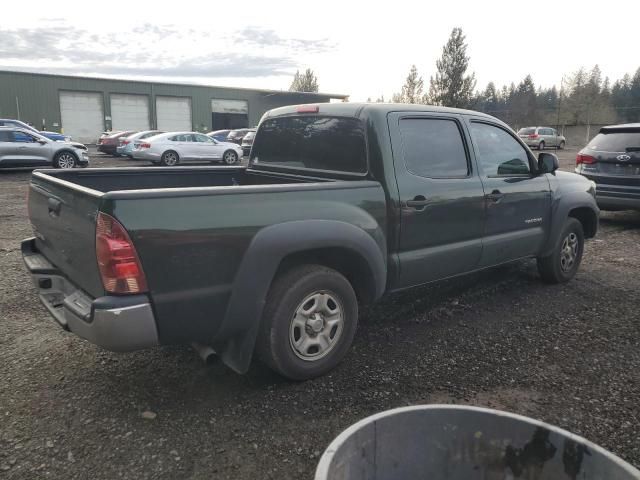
[1,0,638,101]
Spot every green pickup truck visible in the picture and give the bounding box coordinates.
[22,103,599,380]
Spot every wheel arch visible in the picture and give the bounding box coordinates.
[568,206,598,239]
[212,220,387,374]
[54,148,78,161]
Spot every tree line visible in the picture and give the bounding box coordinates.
[288,28,640,128]
[373,28,640,128]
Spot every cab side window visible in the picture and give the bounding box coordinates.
[13,131,36,143]
[470,122,531,176]
[398,118,469,178]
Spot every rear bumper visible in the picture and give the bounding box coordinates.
[578,172,640,210]
[97,144,117,155]
[21,238,159,351]
[131,150,160,160]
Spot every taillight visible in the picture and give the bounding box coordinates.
[528,134,539,139]
[576,154,596,165]
[96,212,148,294]
[140,142,151,148]
[122,140,130,145]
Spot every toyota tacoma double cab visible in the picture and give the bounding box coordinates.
[22,103,599,380]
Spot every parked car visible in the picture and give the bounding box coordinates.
[207,129,231,142]
[241,129,256,156]
[97,130,136,156]
[517,126,566,150]
[575,123,640,210]
[0,127,88,168]
[132,132,243,166]
[0,118,71,142]
[226,128,252,144]
[21,103,598,381]
[116,130,165,158]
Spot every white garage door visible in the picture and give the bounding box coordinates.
[59,91,104,143]
[111,94,150,131]
[156,96,192,131]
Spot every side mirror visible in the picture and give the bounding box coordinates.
[37,139,47,145]
[538,152,559,173]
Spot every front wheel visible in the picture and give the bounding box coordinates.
[537,218,584,283]
[53,151,77,169]
[538,141,545,150]
[558,141,565,150]
[256,265,358,380]
[223,150,238,165]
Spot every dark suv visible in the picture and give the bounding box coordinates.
[576,124,640,210]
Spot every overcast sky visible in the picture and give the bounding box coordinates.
[2,0,638,101]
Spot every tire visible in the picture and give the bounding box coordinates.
[223,150,238,165]
[537,218,584,284]
[161,150,179,166]
[53,151,77,169]
[257,264,358,380]
[538,141,545,150]
[558,141,565,150]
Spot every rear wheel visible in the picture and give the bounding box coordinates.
[257,265,358,380]
[537,218,584,283]
[161,150,179,166]
[558,141,565,150]
[53,151,77,169]
[538,141,545,150]
[223,150,238,165]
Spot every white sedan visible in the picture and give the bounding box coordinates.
[132,132,244,166]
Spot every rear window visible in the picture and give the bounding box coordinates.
[518,128,536,135]
[251,116,367,174]
[588,132,640,152]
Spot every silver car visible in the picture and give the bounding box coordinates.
[517,126,566,150]
[132,131,244,166]
[0,127,89,168]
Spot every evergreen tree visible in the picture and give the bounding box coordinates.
[289,68,319,93]
[427,27,476,108]
[392,65,424,104]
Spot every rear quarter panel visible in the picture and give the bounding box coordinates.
[105,182,386,345]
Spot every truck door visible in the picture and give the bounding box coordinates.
[388,112,486,288]
[466,119,551,266]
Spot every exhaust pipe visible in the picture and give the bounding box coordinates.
[191,342,217,364]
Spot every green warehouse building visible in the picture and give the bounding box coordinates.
[0,70,347,143]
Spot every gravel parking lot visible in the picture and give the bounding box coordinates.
[1,147,639,479]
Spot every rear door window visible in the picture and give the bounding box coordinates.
[251,116,367,174]
[588,132,640,152]
[398,118,469,178]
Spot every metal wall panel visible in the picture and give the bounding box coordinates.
[59,91,104,143]
[110,94,150,131]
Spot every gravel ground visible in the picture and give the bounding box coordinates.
[0,147,639,479]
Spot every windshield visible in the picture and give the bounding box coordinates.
[518,127,536,135]
[588,132,640,152]
[251,115,367,174]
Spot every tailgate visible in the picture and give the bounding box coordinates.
[28,172,105,298]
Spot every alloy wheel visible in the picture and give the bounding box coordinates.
[560,232,579,272]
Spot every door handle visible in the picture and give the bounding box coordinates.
[18,146,28,149]
[485,190,505,203]
[405,195,429,209]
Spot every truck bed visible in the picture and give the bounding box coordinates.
[27,166,386,347]
[39,165,325,193]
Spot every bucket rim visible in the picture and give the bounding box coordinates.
[315,404,640,479]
